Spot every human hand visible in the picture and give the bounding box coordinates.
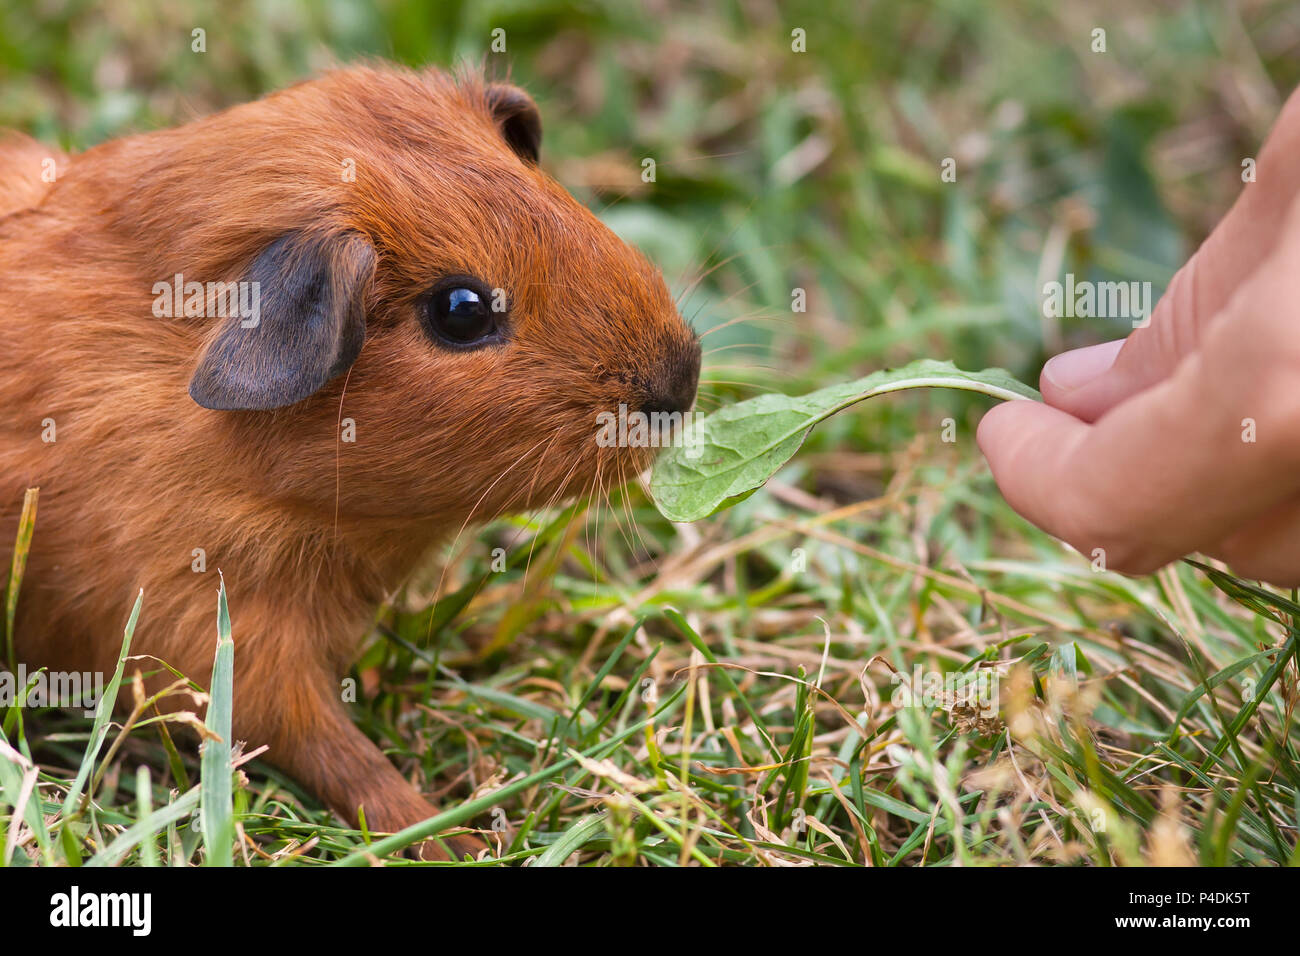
[978,87,1300,585]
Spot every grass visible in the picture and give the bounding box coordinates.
[7,479,1300,866]
[2,0,1300,866]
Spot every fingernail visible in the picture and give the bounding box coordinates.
[1042,339,1125,391]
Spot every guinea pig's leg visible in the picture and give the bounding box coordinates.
[238,671,486,861]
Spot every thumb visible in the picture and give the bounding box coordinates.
[1044,84,1300,423]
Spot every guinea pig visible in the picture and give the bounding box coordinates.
[0,63,700,859]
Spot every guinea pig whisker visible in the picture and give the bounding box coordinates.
[332,366,356,543]
[524,430,564,511]
[697,379,783,393]
[696,311,793,340]
[671,197,758,309]
[678,239,793,320]
[521,448,588,591]
[689,304,788,344]
[593,186,639,218]
[550,463,598,589]
[701,343,769,357]
[701,363,784,378]
[686,277,763,327]
[426,434,553,637]
[614,458,652,564]
[473,437,568,615]
[591,455,622,577]
[424,434,566,649]
[578,455,598,562]
[596,455,640,571]
[524,452,580,550]
[584,457,607,579]
[673,249,747,315]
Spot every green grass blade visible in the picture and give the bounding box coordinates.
[58,589,143,822]
[532,813,608,866]
[4,487,38,674]
[663,608,781,763]
[136,765,160,867]
[84,787,200,867]
[0,734,48,864]
[200,574,235,866]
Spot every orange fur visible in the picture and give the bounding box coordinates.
[0,64,698,857]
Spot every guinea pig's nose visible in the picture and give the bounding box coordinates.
[641,337,702,417]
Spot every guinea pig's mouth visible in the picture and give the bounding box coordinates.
[587,334,703,478]
[591,398,704,471]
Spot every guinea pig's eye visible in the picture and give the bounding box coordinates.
[422,277,503,348]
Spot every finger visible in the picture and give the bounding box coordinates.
[979,275,1300,573]
[1202,495,1300,587]
[1039,338,1124,396]
[1044,85,1300,423]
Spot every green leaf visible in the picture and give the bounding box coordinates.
[650,359,1039,522]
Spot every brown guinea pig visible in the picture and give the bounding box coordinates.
[0,63,700,859]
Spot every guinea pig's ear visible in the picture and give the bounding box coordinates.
[485,84,542,164]
[188,231,375,411]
